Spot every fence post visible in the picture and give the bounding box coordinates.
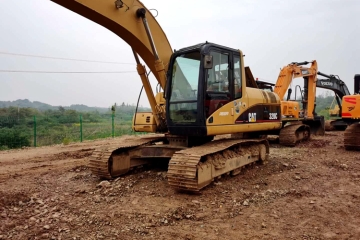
[112,112,115,138]
[33,115,37,147]
[80,114,83,142]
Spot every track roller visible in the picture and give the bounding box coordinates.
[167,139,269,192]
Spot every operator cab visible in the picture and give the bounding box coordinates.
[165,42,245,136]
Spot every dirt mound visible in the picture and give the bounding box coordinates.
[298,139,331,148]
[0,191,31,208]
[52,148,94,160]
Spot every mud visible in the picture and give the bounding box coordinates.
[0,132,360,239]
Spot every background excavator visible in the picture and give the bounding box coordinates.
[257,71,351,131]
[49,0,286,192]
[342,74,360,150]
[270,61,325,146]
[316,72,350,131]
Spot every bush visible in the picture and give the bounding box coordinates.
[0,128,31,149]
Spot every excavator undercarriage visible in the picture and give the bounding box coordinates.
[89,134,268,192]
[269,116,324,146]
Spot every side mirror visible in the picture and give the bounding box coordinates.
[204,55,213,69]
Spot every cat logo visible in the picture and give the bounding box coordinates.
[248,112,256,122]
[348,106,355,111]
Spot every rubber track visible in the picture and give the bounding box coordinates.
[279,124,309,147]
[88,134,165,179]
[167,138,267,192]
[344,123,360,150]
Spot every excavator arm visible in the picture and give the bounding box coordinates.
[50,0,173,86]
[315,72,351,131]
[316,71,350,117]
[50,0,173,130]
[274,61,318,99]
[274,61,318,119]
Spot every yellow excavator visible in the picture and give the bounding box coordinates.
[47,0,317,191]
[271,61,325,146]
[342,74,360,150]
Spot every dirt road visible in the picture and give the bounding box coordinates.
[1,132,359,240]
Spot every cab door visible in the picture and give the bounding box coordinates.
[232,53,245,122]
[204,49,233,119]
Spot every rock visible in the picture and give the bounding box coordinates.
[29,217,36,221]
[340,164,348,170]
[282,163,289,167]
[261,223,266,228]
[43,225,50,230]
[310,200,315,204]
[191,200,200,204]
[52,212,61,218]
[295,176,301,180]
[41,233,49,238]
[0,235,4,240]
[94,195,101,203]
[97,181,111,188]
[243,200,249,206]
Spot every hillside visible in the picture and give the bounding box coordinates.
[0,99,151,113]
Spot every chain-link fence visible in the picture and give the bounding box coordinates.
[0,113,141,150]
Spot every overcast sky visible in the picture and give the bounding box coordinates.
[0,0,359,108]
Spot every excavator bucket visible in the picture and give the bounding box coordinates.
[302,116,325,136]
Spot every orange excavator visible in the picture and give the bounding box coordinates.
[48,0,286,192]
[272,61,325,146]
[342,74,360,150]
[258,71,351,131]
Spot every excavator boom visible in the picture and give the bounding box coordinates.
[50,0,172,88]
[316,71,350,131]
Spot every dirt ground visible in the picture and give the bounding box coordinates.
[0,132,359,240]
